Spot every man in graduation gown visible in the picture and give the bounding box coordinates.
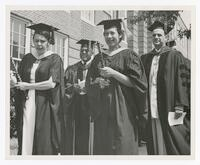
[62,39,96,155]
[141,20,190,155]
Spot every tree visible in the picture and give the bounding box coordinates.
[178,24,191,39]
[130,10,191,39]
[131,11,180,26]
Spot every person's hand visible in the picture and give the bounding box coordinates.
[81,86,87,94]
[174,109,183,119]
[99,67,116,78]
[93,77,110,89]
[15,82,30,91]
[10,72,17,88]
[73,84,82,94]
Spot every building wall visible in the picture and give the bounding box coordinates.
[127,11,139,54]
[10,10,190,72]
[11,10,116,70]
[138,21,148,55]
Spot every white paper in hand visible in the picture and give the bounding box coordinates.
[78,79,86,95]
[168,112,186,126]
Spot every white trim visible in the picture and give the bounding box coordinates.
[103,10,113,18]
[81,11,95,26]
[64,37,69,70]
[104,47,128,56]
[50,32,69,70]
[18,24,21,58]
[11,20,14,58]
[25,26,31,54]
[12,57,22,61]
[11,14,30,24]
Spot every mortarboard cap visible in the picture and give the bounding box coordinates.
[27,23,59,45]
[76,39,97,49]
[76,39,96,45]
[97,18,132,41]
[97,19,123,30]
[27,23,59,32]
[148,20,173,35]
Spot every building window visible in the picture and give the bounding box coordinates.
[51,33,68,70]
[10,16,28,68]
[50,33,66,60]
[81,10,94,25]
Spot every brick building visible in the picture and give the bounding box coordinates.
[10,10,127,70]
[10,10,190,72]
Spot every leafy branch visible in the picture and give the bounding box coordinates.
[177,24,191,39]
[129,10,191,39]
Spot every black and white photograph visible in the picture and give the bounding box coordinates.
[8,8,192,156]
[1,1,199,164]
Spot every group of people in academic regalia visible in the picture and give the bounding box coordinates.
[10,18,191,155]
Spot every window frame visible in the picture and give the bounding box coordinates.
[10,14,30,63]
[50,32,69,69]
[81,10,95,25]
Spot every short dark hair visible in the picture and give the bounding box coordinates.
[33,30,51,43]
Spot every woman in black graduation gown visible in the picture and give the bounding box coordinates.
[13,23,64,155]
[86,19,147,155]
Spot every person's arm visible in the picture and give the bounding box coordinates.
[174,51,190,118]
[15,76,56,91]
[112,70,133,87]
[100,67,133,87]
[10,71,17,88]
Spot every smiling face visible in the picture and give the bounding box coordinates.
[80,44,92,63]
[152,28,166,50]
[103,26,122,50]
[33,33,50,55]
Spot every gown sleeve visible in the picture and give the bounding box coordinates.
[124,50,147,94]
[86,55,102,120]
[61,66,75,154]
[168,51,190,154]
[174,51,190,110]
[49,54,65,153]
[50,54,63,84]
[63,66,77,118]
[124,50,148,119]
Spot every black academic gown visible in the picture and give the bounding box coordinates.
[141,46,191,155]
[62,61,90,155]
[15,53,65,155]
[86,48,147,155]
